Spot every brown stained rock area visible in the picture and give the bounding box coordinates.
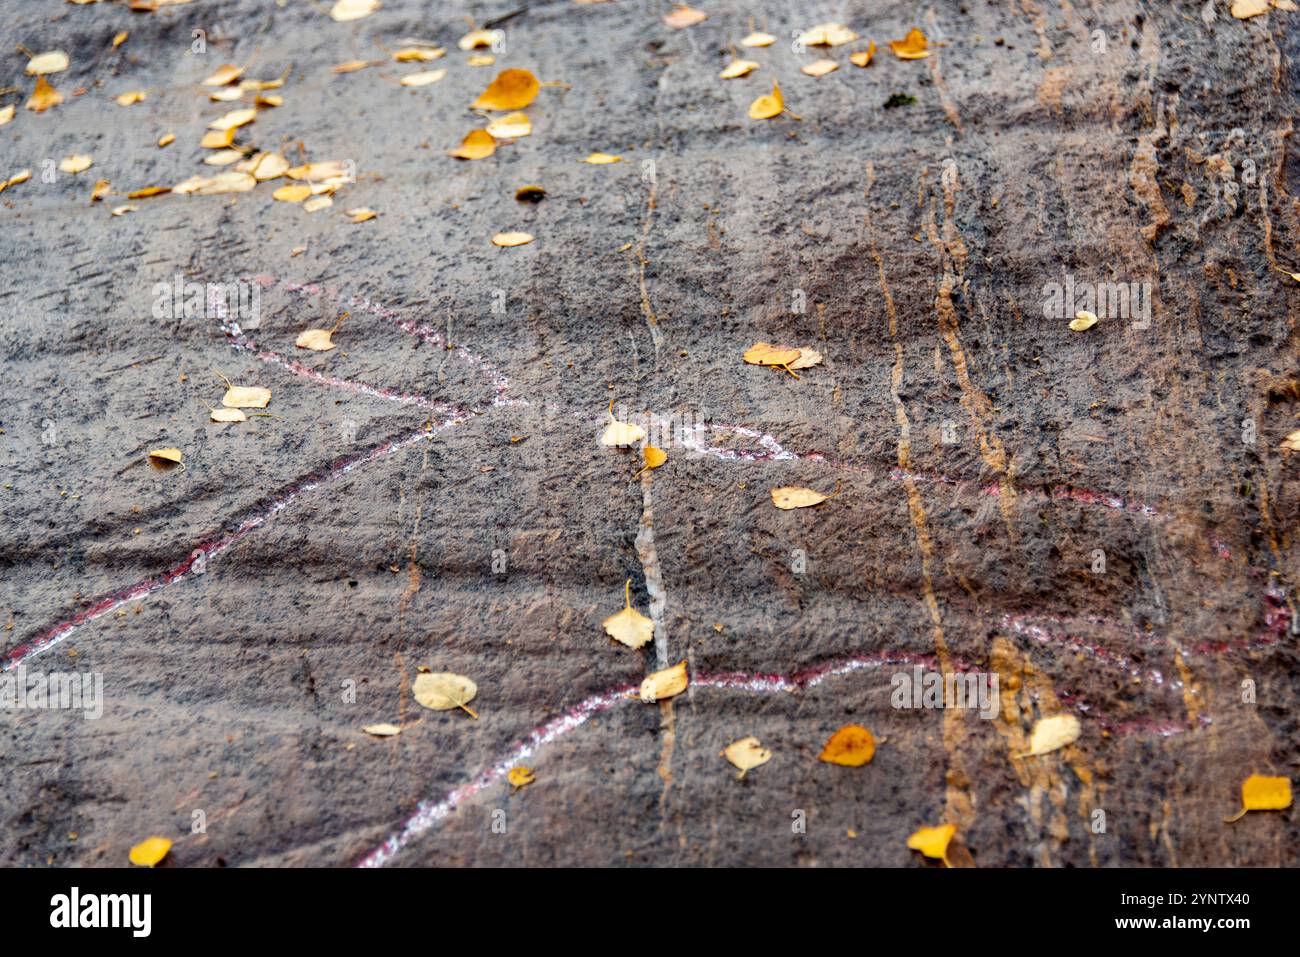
[0,1,1297,867]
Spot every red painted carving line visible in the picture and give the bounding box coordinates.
[357,650,1195,867]
[251,275,524,408]
[221,321,452,412]
[2,414,469,671]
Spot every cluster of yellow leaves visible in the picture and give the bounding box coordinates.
[208,372,272,424]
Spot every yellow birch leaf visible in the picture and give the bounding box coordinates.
[743,341,801,366]
[720,59,760,79]
[741,32,777,47]
[771,486,830,509]
[242,152,289,181]
[818,724,875,766]
[27,76,63,112]
[362,723,402,737]
[748,79,784,119]
[115,90,147,106]
[332,59,375,73]
[296,328,337,350]
[222,386,270,409]
[664,4,706,28]
[850,42,878,67]
[639,660,688,703]
[200,127,235,148]
[486,111,531,139]
[600,401,646,447]
[723,736,772,778]
[59,154,92,174]
[458,28,502,50]
[643,445,667,469]
[330,0,379,22]
[603,579,654,649]
[0,169,31,196]
[256,94,283,108]
[468,54,496,66]
[907,824,956,862]
[286,160,351,182]
[798,23,859,47]
[90,179,111,202]
[508,766,536,787]
[128,186,169,198]
[1069,310,1098,332]
[26,51,70,76]
[210,407,246,423]
[515,184,546,201]
[346,207,377,223]
[192,171,256,194]
[400,68,447,87]
[1013,714,1081,758]
[113,31,128,48]
[889,28,931,60]
[801,59,839,77]
[1224,774,1292,821]
[447,128,497,160]
[394,46,445,62]
[492,231,534,247]
[788,347,823,370]
[303,195,333,213]
[0,105,13,126]
[209,87,243,102]
[273,183,312,202]
[202,64,244,86]
[204,149,243,166]
[208,107,257,131]
[129,836,172,866]
[147,447,183,467]
[1231,0,1272,16]
[110,204,137,216]
[412,672,478,717]
[470,68,540,110]
[583,152,622,164]
[157,133,175,147]
[1280,429,1300,451]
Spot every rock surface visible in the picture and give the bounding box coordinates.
[0,0,1297,866]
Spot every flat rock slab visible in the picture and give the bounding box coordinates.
[0,0,1297,867]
